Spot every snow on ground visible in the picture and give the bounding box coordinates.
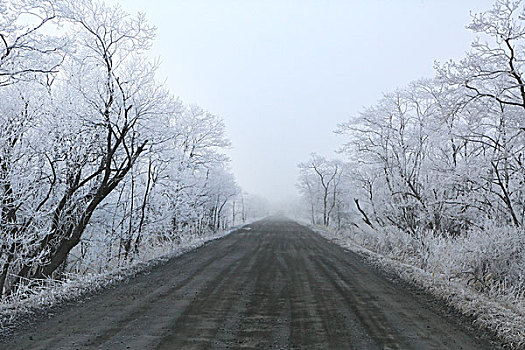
[311,225,525,350]
[0,227,239,337]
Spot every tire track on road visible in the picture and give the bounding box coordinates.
[1,219,500,350]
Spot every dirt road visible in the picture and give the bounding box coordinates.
[2,218,498,349]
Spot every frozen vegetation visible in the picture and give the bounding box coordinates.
[298,0,525,348]
[0,0,273,312]
[1,0,525,347]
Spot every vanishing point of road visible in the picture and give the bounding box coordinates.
[2,218,498,349]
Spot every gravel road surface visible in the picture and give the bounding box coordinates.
[2,217,498,349]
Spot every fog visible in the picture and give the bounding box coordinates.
[106,0,494,206]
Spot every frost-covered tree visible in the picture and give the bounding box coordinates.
[302,0,525,302]
[0,0,65,86]
[0,0,240,297]
[437,0,525,227]
[15,0,160,280]
[297,154,344,227]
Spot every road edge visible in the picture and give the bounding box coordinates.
[304,222,517,350]
[0,225,249,341]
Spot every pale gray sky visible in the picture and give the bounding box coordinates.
[107,0,494,204]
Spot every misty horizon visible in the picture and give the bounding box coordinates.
[102,0,495,206]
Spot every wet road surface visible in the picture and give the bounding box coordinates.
[2,217,497,349]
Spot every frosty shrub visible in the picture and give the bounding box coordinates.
[350,222,525,301]
[439,224,525,299]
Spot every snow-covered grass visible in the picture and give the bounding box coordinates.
[311,224,525,349]
[0,227,237,336]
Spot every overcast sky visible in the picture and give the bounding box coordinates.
[107,0,494,205]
